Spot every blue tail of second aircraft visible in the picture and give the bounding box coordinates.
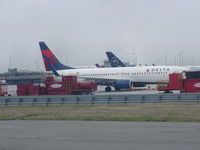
[106,51,126,67]
[39,42,74,71]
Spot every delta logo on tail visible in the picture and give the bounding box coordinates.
[39,42,74,71]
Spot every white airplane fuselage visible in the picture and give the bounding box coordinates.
[57,66,188,84]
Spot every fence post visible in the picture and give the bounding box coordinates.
[32,98,36,106]
[159,95,162,103]
[46,98,50,106]
[91,97,95,105]
[5,99,8,106]
[178,95,181,102]
[107,97,111,105]
[19,98,23,106]
[61,98,65,106]
[141,96,144,104]
[196,95,200,103]
[124,96,128,105]
[76,97,79,105]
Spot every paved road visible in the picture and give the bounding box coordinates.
[0,121,200,150]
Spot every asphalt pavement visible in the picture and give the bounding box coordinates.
[0,121,200,150]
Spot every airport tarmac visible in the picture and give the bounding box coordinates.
[0,121,199,150]
[95,85,180,95]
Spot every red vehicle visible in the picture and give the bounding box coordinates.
[0,81,8,96]
[157,71,200,93]
[17,76,97,96]
[157,73,183,93]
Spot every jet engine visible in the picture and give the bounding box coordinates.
[114,80,132,91]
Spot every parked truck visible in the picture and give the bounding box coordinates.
[0,80,8,96]
[157,71,200,93]
[17,76,97,96]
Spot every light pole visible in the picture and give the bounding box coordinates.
[178,52,181,66]
[9,56,12,69]
[174,56,177,65]
[133,52,137,66]
[181,50,184,66]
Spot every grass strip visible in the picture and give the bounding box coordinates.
[0,103,200,122]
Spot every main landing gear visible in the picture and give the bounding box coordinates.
[105,86,111,92]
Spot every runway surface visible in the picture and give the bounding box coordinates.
[0,121,200,150]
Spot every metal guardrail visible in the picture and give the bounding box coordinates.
[0,93,200,106]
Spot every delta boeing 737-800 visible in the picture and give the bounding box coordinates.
[39,42,189,92]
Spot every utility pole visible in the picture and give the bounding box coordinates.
[178,52,181,66]
[181,50,184,66]
[9,56,12,69]
[132,52,137,66]
[174,56,177,66]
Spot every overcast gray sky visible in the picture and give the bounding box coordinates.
[0,0,200,72]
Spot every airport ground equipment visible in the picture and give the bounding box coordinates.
[157,71,200,93]
[0,81,8,96]
[17,76,97,96]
